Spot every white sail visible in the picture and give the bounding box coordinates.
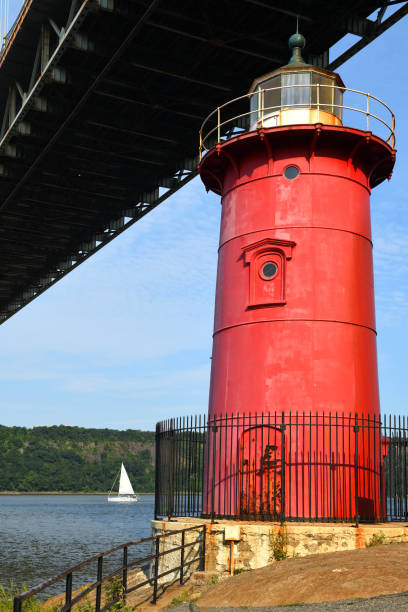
[118,463,135,495]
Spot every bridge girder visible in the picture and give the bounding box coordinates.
[0,0,407,323]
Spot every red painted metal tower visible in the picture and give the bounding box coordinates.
[199,34,396,520]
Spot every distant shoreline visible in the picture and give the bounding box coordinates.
[0,491,154,495]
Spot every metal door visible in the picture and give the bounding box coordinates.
[239,425,284,518]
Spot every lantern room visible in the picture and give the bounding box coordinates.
[249,32,345,130]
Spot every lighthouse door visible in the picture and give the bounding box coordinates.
[239,426,284,518]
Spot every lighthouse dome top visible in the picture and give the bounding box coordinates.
[249,32,344,92]
[248,32,345,129]
[287,31,308,67]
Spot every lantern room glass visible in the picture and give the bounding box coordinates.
[250,69,344,124]
[282,72,311,107]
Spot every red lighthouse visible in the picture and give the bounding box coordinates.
[199,33,395,521]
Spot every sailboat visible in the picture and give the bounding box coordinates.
[108,463,138,503]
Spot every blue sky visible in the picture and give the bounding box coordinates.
[1,3,408,430]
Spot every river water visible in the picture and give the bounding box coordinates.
[0,494,155,599]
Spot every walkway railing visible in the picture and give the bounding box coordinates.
[155,413,408,524]
[199,84,395,156]
[13,524,206,611]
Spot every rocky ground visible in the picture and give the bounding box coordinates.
[164,542,408,611]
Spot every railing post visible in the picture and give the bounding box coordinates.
[316,82,320,120]
[123,546,128,601]
[354,415,360,528]
[65,572,73,611]
[217,107,220,143]
[392,114,395,148]
[180,529,185,585]
[152,536,160,604]
[261,88,264,127]
[13,596,22,612]
[257,88,261,124]
[96,556,103,612]
[366,93,369,131]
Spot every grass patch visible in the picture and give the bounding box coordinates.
[0,581,44,611]
[169,590,198,607]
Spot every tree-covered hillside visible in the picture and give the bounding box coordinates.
[0,425,155,492]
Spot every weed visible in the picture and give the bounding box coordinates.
[366,532,386,547]
[271,523,289,561]
[277,603,304,607]
[77,597,94,612]
[169,590,198,606]
[233,567,247,575]
[104,576,132,611]
[210,576,219,585]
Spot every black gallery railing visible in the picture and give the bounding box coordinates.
[155,413,408,524]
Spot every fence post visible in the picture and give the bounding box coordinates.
[202,525,207,571]
[152,536,160,604]
[280,417,286,523]
[123,546,128,602]
[169,427,175,519]
[65,572,73,611]
[211,420,218,522]
[180,529,185,585]
[13,597,22,612]
[354,415,360,527]
[96,556,103,612]
[155,423,160,519]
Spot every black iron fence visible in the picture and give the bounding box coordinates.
[13,524,205,611]
[155,413,408,524]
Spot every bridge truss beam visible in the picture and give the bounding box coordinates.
[0,0,407,324]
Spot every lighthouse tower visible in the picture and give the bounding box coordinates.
[199,33,395,520]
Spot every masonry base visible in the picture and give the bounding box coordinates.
[151,517,408,578]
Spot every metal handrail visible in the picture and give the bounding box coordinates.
[199,83,396,156]
[13,524,206,611]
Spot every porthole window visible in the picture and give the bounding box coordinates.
[284,165,299,180]
[260,261,278,280]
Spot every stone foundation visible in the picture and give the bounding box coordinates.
[151,517,408,578]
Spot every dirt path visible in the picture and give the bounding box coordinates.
[169,593,408,611]
[180,543,408,609]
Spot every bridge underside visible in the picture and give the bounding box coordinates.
[0,0,406,323]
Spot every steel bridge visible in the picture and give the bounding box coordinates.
[0,0,407,324]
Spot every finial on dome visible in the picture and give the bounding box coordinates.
[287,17,307,66]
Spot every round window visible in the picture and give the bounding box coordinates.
[261,262,278,279]
[284,165,299,180]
